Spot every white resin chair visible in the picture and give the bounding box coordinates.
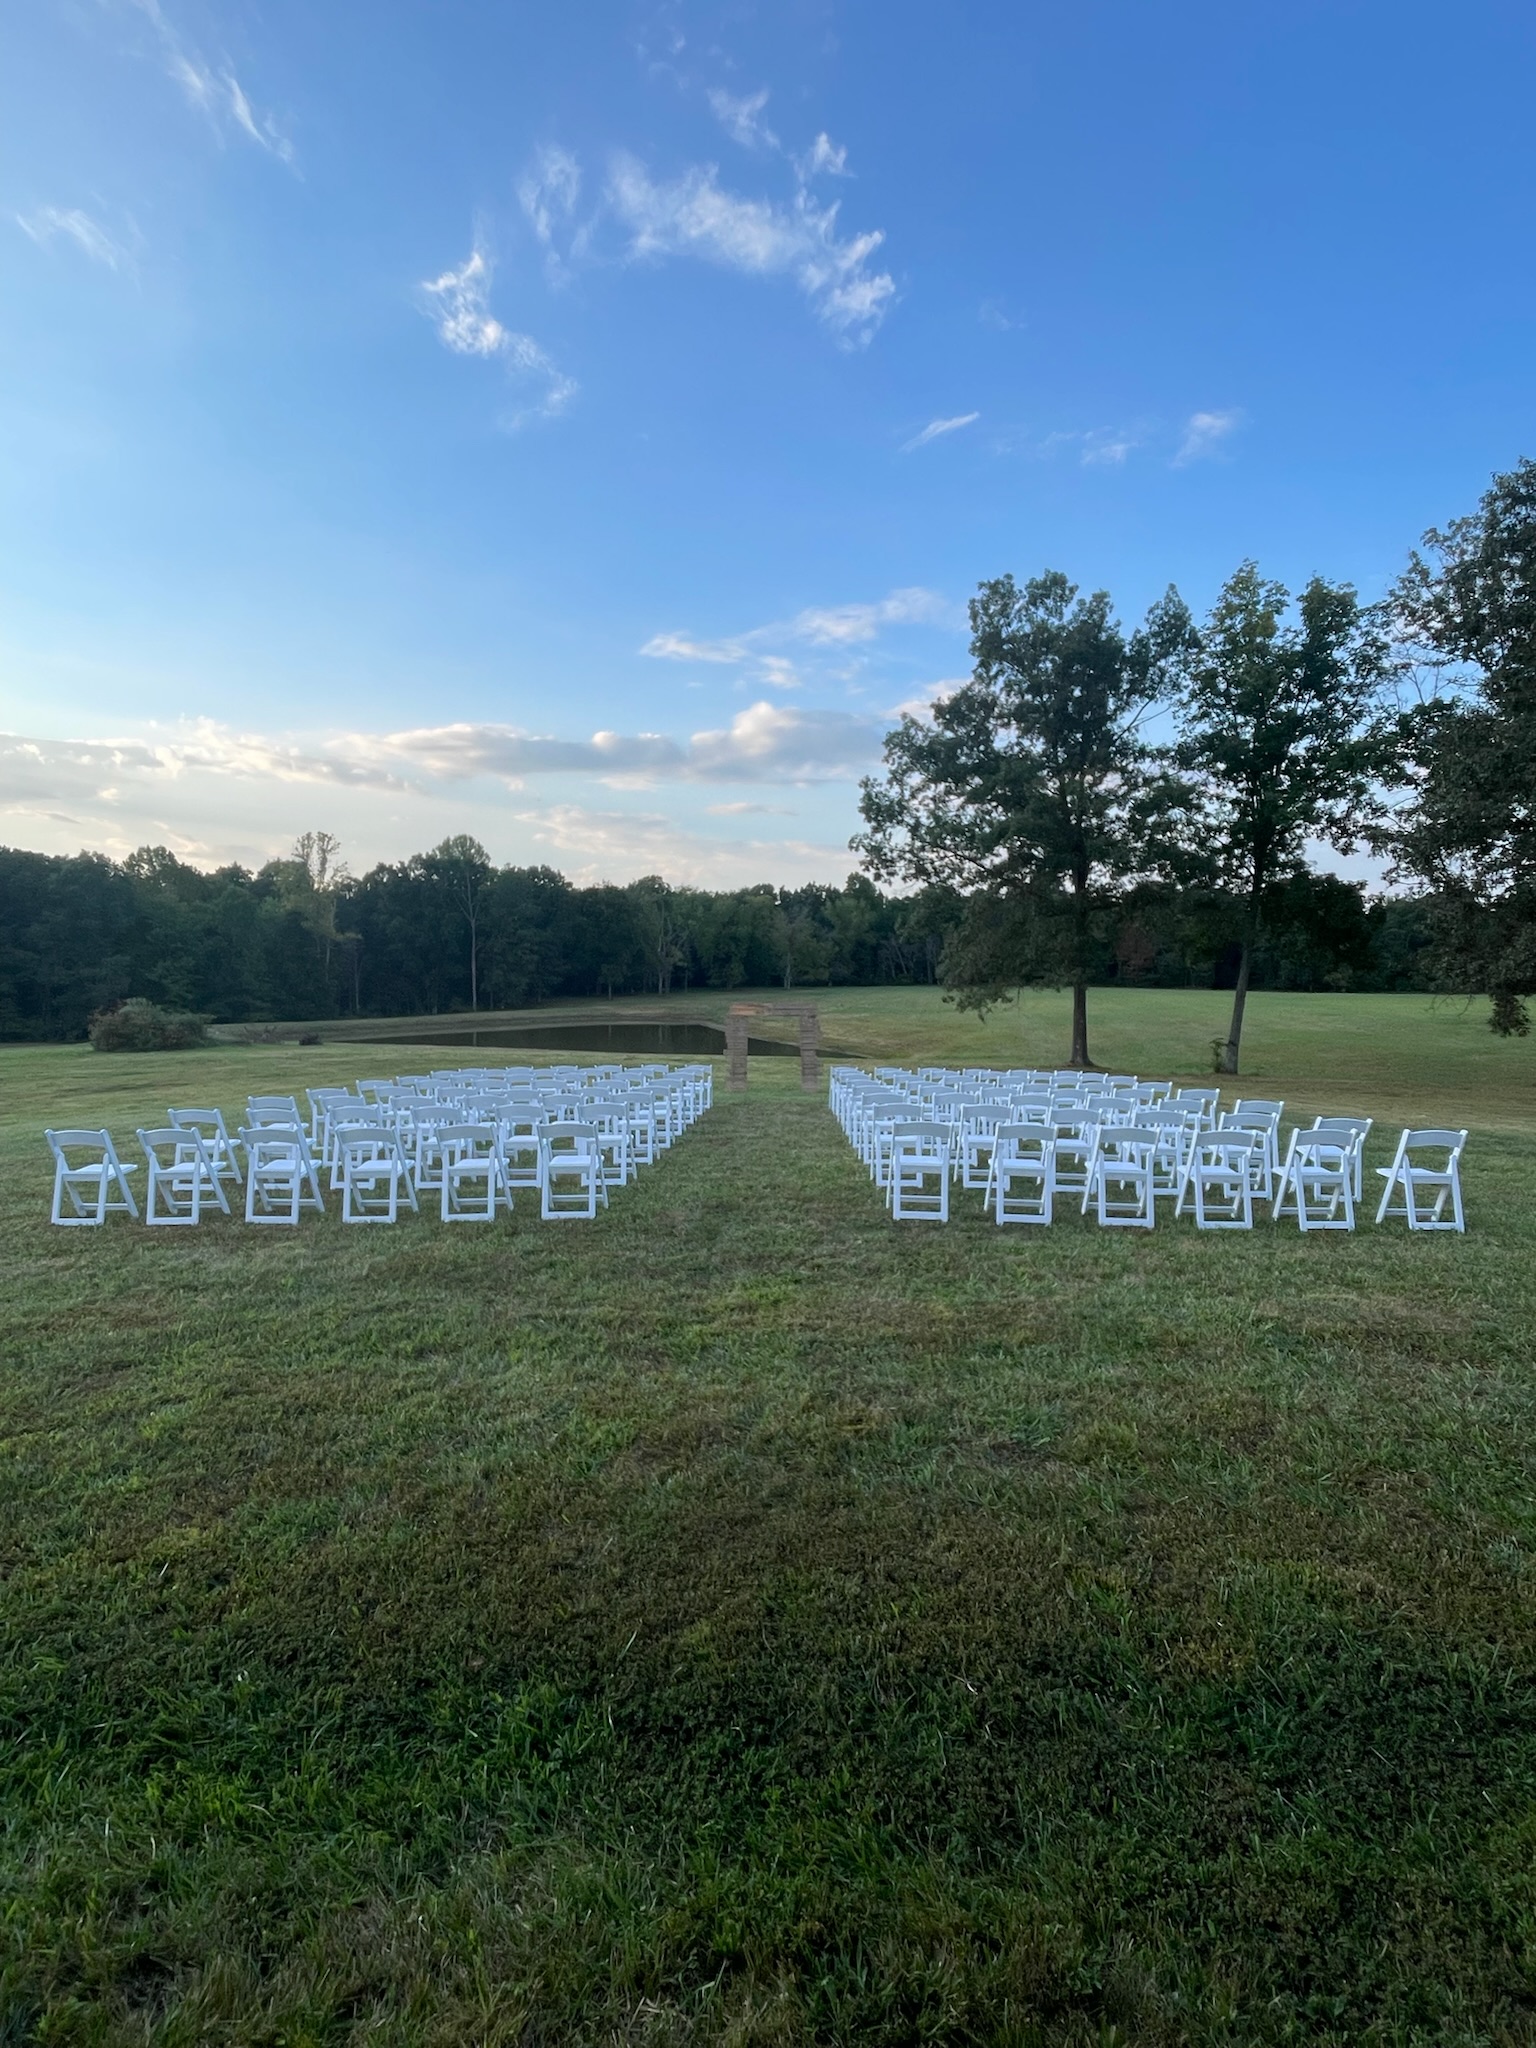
[888,1122,950,1221]
[1374,1129,1468,1231]
[137,1125,230,1225]
[242,1127,325,1224]
[434,1124,504,1223]
[540,1124,604,1220]
[1091,1129,1157,1229]
[46,1129,140,1225]
[1302,1116,1373,1200]
[1181,1133,1260,1230]
[957,1106,1005,1191]
[168,1107,244,1190]
[246,1095,305,1129]
[338,1130,409,1223]
[986,1124,1054,1225]
[1170,1087,1221,1130]
[1273,1135,1355,1231]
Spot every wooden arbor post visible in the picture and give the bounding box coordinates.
[725,1002,821,1093]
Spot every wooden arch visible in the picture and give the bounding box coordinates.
[724,1002,821,1093]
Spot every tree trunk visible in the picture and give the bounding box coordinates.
[1217,938,1252,1075]
[469,920,478,1010]
[1070,980,1092,1068]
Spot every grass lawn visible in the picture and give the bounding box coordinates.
[3,988,1536,2044]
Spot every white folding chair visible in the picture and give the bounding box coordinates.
[242,1127,325,1224]
[1302,1116,1373,1200]
[435,1124,504,1222]
[540,1124,604,1220]
[137,1125,230,1224]
[986,1124,1053,1225]
[46,1129,140,1225]
[338,1130,409,1223]
[1171,1087,1221,1130]
[168,1107,244,1190]
[888,1122,950,1221]
[1181,1134,1259,1230]
[246,1095,304,1129]
[1375,1129,1468,1232]
[1273,1135,1355,1231]
[1091,1130,1156,1229]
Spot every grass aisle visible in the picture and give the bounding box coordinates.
[2,1025,1536,2042]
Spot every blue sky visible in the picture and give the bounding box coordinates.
[3,0,1533,884]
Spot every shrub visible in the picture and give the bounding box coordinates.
[88,999,211,1052]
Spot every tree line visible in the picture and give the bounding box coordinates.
[2,463,1529,1064]
[0,836,1434,1045]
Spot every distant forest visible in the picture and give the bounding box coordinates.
[0,837,1440,1042]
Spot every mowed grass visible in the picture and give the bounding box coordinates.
[3,989,1536,2045]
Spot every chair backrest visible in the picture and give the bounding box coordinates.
[240,1126,306,1163]
[47,1127,121,1165]
[1311,1115,1372,1140]
[1397,1127,1468,1160]
[168,1106,234,1144]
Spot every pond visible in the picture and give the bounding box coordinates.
[358,1020,806,1057]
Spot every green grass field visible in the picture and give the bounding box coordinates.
[4,989,1536,2044]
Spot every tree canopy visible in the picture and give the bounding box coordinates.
[855,570,1196,1066]
[1386,459,1536,1033]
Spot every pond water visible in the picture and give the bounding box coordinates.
[361,1020,804,1057]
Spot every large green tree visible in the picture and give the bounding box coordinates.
[855,571,1193,1068]
[1387,459,1536,1033]
[421,835,494,1010]
[1172,564,1393,1073]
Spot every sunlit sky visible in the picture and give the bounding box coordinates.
[3,0,1533,884]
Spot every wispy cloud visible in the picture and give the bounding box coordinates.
[1080,427,1138,466]
[640,587,951,689]
[420,242,576,424]
[901,412,979,454]
[1174,408,1243,465]
[707,800,797,816]
[15,206,131,270]
[707,86,778,151]
[978,299,1021,331]
[796,133,849,180]
[890,678,967,721]
[123,0,294,163]
[517,145,586,282]
[638,631,742,664]
[606,152,894,344]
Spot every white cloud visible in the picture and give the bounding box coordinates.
[0,704,884,811]
[639,587,951,700]
[889,678,967,721]
[517,145,586,282]
[420,243,576,422]
[788,587,948,644]
[607,153,894,344]
[15,207,130,270]
[901,412,979,454]
[1081,427,1137,466]
[639,630,744,663]
[124,0,293,162]
[1174,408,1243,466]
[505,804,849,887]
[797,133,849,179]
[421,247,508,357]
[706,800,797,816]
[707,86,778,151]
